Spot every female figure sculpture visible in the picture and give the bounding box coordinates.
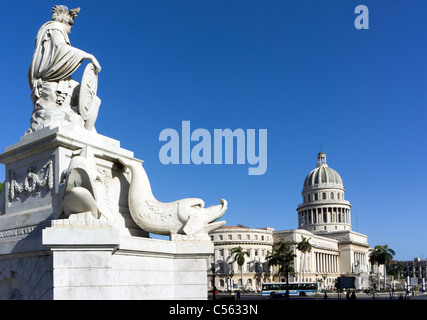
[27,5,101,134]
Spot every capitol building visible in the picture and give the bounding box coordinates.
[209,151,371,292]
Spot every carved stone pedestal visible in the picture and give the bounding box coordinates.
[0,126,143,236]
[0,127,212,299]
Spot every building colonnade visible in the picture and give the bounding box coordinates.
[314,251,339,274]
[298,207,351,227]
[353,251,368,272]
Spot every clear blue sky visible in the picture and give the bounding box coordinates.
[1,1,426,261]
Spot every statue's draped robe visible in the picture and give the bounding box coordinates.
[27,21,87,133]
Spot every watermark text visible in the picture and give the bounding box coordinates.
[159,121,267,175]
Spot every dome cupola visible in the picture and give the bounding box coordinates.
[303,151,344,193]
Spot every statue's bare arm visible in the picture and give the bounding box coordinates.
[49,29,101,74]
[83,53,101,74]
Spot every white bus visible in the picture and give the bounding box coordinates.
[261,282,319,297]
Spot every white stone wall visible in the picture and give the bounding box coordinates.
[43,226,213,300]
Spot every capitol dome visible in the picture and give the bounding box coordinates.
[303,151,344,192]
[297,151,352,233]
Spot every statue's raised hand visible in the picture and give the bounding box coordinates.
[85,54,101,74]
[91,56,102,74]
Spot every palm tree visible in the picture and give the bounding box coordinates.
[395,261,404,280]
[276,237,293,254]
[296,236,312,282]
[232,246,249,292]
[369,244,396,290]
[278,250,296,278]
[266,248,281,281]
[369,247,381,289]
[266,238,296,281]
[387,261,402,279]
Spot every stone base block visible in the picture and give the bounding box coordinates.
[42,225,213,300]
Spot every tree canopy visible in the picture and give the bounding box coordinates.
[369,244,396,267]
[266,238,296,276]
[232,246,249,267]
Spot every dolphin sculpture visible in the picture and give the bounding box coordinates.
[62,147,112,221]
[118,158,227,238]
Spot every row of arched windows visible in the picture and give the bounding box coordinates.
[305,191,343,203]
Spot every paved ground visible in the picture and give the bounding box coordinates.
[212,291,427,301]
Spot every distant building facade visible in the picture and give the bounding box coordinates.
[209,225,274,292]
[403,258,427,281]
[209,151,372,292]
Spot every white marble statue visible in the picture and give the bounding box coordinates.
[119,158,227,239]
[29,5,228,239]
[26,5,101,134]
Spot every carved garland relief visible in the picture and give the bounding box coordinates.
[9,160,54,200]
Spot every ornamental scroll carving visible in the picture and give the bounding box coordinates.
[9,160,54,200]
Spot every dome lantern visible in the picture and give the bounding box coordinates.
[317,151,327,167]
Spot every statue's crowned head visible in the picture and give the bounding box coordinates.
[52,5,80,27]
